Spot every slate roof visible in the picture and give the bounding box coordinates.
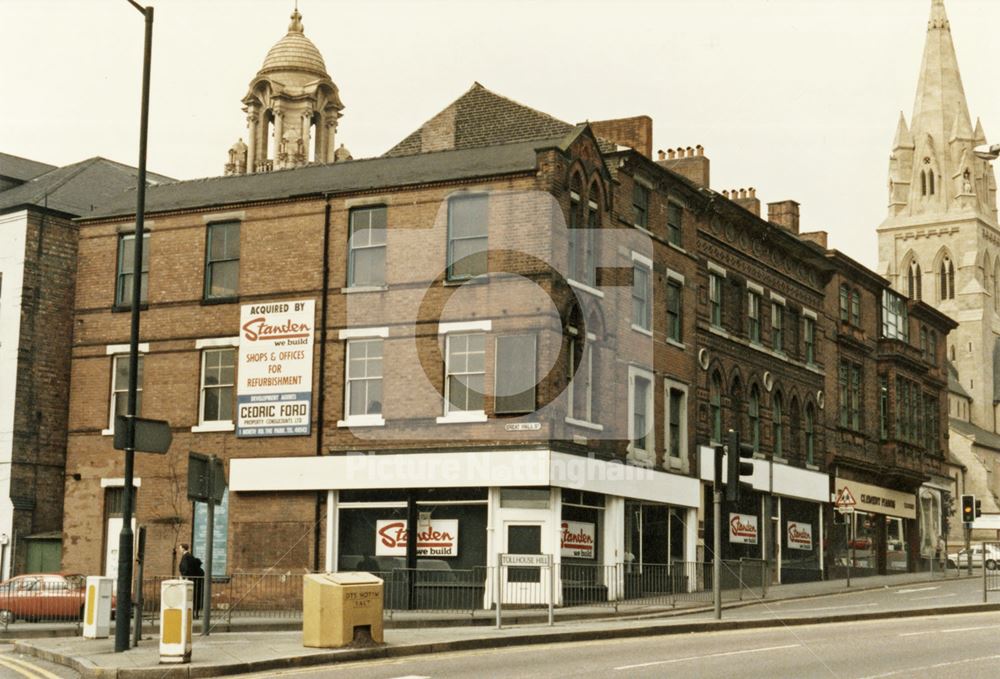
[385,83,580,158]
[948,361,971,399]
[0,152,56,183]
[950,417,1000,452]
[0,157,174,217]
[83,136,568,221]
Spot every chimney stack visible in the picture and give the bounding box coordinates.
[658,145,710,188]
[767,200,800,234]
[799,231,828,249]
[723,187,760,216]
[588,116,653,158]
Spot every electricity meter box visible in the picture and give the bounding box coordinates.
[82,576,114,639]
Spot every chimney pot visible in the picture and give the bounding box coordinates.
[657,149,666,160]
[696,145,704,156]
[667,149,676,159]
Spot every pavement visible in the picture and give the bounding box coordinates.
[8,570,997,679]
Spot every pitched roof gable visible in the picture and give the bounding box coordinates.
[385,82,577,157]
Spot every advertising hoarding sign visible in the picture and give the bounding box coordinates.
[729,513,759,545]
[786,521,813,551]
[375,519,459,557]
[237,300,315,437]
[560,521,596,559]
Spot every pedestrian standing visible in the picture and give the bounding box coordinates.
[177,543,204,618]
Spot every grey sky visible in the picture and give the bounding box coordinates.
[3,0,1000,269]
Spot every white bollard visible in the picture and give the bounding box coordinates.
[159,579,193,664]
[82,576,114,639]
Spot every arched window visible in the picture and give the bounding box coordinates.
[730,377,744,437]
[929,171,935,195]
[710,371,723,443]
[907,260,922,301]
[851,290,861,325]
[804,404,815,466]
[839,284,850,322]
[772,391,783,457]
[566,306,594,423]
[921,170,927,196]
[749,385,761,452]
[940,255,955,300]
[994,259,1000,311]
[790,397,801,456]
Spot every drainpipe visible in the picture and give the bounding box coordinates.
[312,198,332,572]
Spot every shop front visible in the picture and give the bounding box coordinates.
[230,449,700,609]
[699,447,828,585]
[830,477,917,576]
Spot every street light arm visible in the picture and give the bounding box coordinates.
[126,0,146,13]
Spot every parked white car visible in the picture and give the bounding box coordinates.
[946,545,1000,569]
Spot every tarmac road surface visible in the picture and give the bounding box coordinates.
[237,610,1000,679]
[0,644,79,679]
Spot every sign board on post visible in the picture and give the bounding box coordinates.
[187,453,225,504]
[237,299,315,437]
[113,416,172,454]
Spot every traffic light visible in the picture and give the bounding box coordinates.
[962,494,975,524]
[726,429,755,503]
[976,499,982,518]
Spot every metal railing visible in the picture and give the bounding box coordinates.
[0,575,90,630]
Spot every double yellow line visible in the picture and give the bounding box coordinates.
[0,653,64,679]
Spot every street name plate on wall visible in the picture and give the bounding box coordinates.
[237,299,315,437]
[500,554,552,567]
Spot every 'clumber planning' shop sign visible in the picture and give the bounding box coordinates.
[237,300,315,437]
[375,519,459,557]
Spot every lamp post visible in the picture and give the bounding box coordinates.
[114,0,153,653]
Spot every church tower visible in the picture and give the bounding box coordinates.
[225,9,346,175]
[878,0,1000,433]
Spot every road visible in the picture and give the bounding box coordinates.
[0,644,78,679]
[239,610,1000,679]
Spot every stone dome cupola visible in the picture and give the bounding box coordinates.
[226,8,345,175]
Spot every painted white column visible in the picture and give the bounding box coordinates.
[313,115,325,164]
[818,503,825,575]
[245,113,257,174]
[302,113,311,162]
[485,487,499,609]
[685,507,698,593]
[324,490,337,572]
[604,496,625,601]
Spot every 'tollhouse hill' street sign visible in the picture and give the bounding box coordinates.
[113,415,172,454]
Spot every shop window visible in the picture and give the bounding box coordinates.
[204,221,239,299]
[348,206,386,288]
[447,194,488,281]
[494,335,536,414]
[500,488,550,509]
[115,233,149,307]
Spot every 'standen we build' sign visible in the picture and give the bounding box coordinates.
[237,300,315,437]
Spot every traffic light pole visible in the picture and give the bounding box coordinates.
[713,446,723,620]
[966,524,972,576]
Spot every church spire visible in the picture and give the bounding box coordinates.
[911,0,972,156]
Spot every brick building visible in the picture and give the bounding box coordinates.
[0,153,170,578]
[58,9,957,596]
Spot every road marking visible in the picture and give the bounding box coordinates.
[786,603,878,612]
[910,593,956,601]
[613,643,800,671]
[858,653,1000,678]
[0,655,51,679]
[387,676,431,679]
[895,586,938,594]
[898,624,998,637]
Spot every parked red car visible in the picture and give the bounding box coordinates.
[0,573,92,624]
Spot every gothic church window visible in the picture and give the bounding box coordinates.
[907,260,922,300]
[939,255,955,300]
